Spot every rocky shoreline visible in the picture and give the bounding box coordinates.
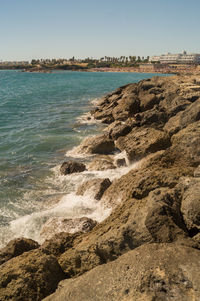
[1,75,200,300]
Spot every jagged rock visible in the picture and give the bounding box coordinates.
[170,121,200,167]
[139,92,158,111]
[164,98,200,135]
[45,243,200,301]
[87,155,116,170]
[41,232,82,257]
[112,95,140,121]
[115,127,170,161]
[181,179,200,233]
[77,178,111,200]
[0,238,39,265]
[60,161,86,175]
[79,134,115,154]
[194,165,200,177]
[0,249,65,301]
[109,123,132,140]
[40,217,97,240]
[135,108,167,127]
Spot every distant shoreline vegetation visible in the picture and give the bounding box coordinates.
[0,55,199,74]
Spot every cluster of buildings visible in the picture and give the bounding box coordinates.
[0,61,29,66]
[150,51,200,64]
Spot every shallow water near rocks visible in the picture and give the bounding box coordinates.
[0,70,170,247]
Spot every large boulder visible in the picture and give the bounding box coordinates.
[0,249,65,301]
[0,237,39,265]
[60,161,86,175]
[44,243,200,301]
[139,92,159,111]
[115,127,171,161]
[79,134,115,154]
[77,178,111,200]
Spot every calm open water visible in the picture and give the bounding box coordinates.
[0,70,169,247]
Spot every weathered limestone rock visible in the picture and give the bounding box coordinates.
[0,237,39,265]
[194,165,200,177]
[181,179,200,232]
[164,98,200,135]
[170,121,200,167]
[0,249,65,301]
[45,243,200,301]
[112,95,140,121]
[60,161,86,175]
[139,92,158,111]
[41,232,82,257]
[116,127,170,161]
[79,134,115,154]
[77,178,111,200]
[40,217,97,240]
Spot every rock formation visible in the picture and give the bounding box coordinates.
[1,74,200,300]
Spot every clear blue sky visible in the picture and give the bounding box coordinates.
[0,0,200,61]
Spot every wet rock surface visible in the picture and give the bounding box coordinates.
[60,160,86,175]
[1,75,200,300]
[77,178,112,200]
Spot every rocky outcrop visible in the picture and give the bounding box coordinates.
[0,238,39,265]
[60,161,86,175]
[77,178,111,200]
[44,242,200,301]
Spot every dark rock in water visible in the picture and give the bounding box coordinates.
[44,243,200,301]
[79,134,115,154]
[115,158,126,167]
[40,217,97,240]
[0,238,39,265]
[77,178,111,200]
[115,127,171,161]
[87,155,116,171]
[0,249,65,301]
[60,161,86,175]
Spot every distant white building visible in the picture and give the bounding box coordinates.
[150,51,200,64]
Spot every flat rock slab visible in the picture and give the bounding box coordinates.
[44,243,200,301]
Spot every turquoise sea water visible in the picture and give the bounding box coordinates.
[0,70,169,246]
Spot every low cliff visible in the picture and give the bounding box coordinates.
[1,75,200,301]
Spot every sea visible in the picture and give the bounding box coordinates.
[0,70,169,248]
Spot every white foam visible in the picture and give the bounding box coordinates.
[6,192,111,245]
